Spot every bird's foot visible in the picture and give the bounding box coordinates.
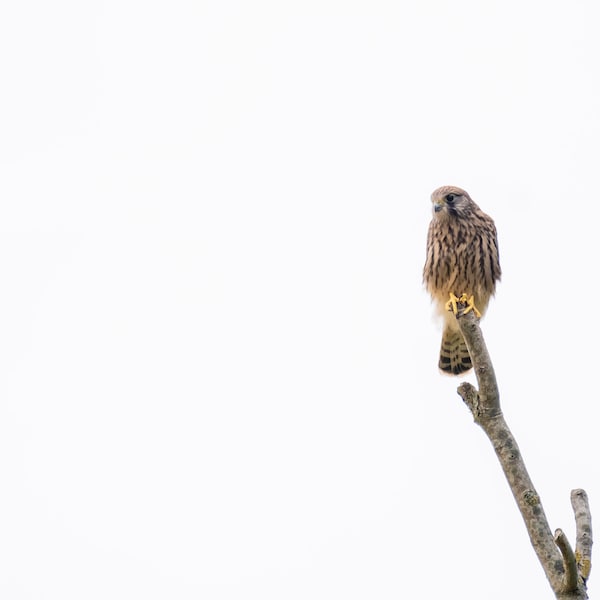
[445,293,481,318]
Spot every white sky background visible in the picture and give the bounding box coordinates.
[1,0,599,598]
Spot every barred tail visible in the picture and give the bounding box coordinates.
[439,327,472,375]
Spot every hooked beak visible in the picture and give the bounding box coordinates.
[433,202,444,213]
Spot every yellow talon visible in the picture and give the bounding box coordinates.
[445,292,460,315]
[445,293,481,318]
[461,294,482,317]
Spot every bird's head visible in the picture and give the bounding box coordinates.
[430,186,475,219]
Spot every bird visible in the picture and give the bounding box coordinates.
[423,185,501,375]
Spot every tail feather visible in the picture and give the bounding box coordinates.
[439,327,472,375]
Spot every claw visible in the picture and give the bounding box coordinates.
[445,292,461,315]
[461,294,481,318]
[445,293,481,318]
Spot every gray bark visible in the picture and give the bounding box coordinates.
[453,307,592,599]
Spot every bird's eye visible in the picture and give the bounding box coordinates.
[446,193,456,203]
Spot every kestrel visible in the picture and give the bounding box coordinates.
[423,186,501,375]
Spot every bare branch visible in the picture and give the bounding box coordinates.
[554,528,578,592]
[571,489,593,582]
[453,309,500,419]
[452,307,590,599]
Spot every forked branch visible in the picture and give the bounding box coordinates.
[453,307,592,599]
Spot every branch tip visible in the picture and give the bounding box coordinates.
[456,382,480,417]
[571,488,593,581]
[554,528,579,592]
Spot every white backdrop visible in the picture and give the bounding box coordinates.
[1,1,598,598]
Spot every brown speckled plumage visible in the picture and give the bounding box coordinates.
[423,186,501,375]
